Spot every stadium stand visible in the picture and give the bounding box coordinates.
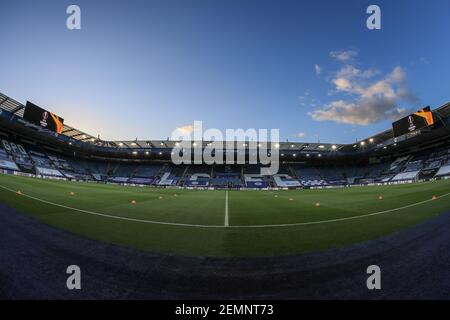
[293,165,327,187]
[0,147,19,171]
[435,159,450,177]
[391,170,420,182]
[211,165,243,188]
[273,174,302,188]
[0,91,449,189]
[1,139,34,172]
[112,162,137,178]
[128,177,154,185]
[36,166,64,177]
[133,164,163,178]
[184,173,210,187]
[156,164,185,186]
[244,174,270,188]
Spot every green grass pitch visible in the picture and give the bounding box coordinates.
[0,173,449,257]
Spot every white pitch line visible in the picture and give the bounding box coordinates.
[231,194,450,228]
[0,184,223,228]
[224,190,229,227]
[0,184,448,229]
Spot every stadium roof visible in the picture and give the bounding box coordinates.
[1,91,449,152]
[0,92,345,151]
[0,92,103,145]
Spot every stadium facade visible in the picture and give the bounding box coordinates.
[1,91,449,189]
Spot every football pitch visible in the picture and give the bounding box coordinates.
[0,173,449,257]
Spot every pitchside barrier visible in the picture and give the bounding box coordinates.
[1,170,449,191]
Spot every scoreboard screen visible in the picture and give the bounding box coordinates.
[392,107,434,137]
[23,101,65,134]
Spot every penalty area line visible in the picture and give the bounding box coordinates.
[0,184,224,228]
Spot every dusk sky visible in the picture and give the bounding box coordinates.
[1,0,449,143]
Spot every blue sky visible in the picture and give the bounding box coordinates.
[0,0,449,143]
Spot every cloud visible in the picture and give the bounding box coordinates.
[334,65,379,80]
[330,50,358,63]
[309,99,408,125]
[173,124,194,136]
[314,64,322,75]
[309,65,418,125]
[297,132,306,138]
